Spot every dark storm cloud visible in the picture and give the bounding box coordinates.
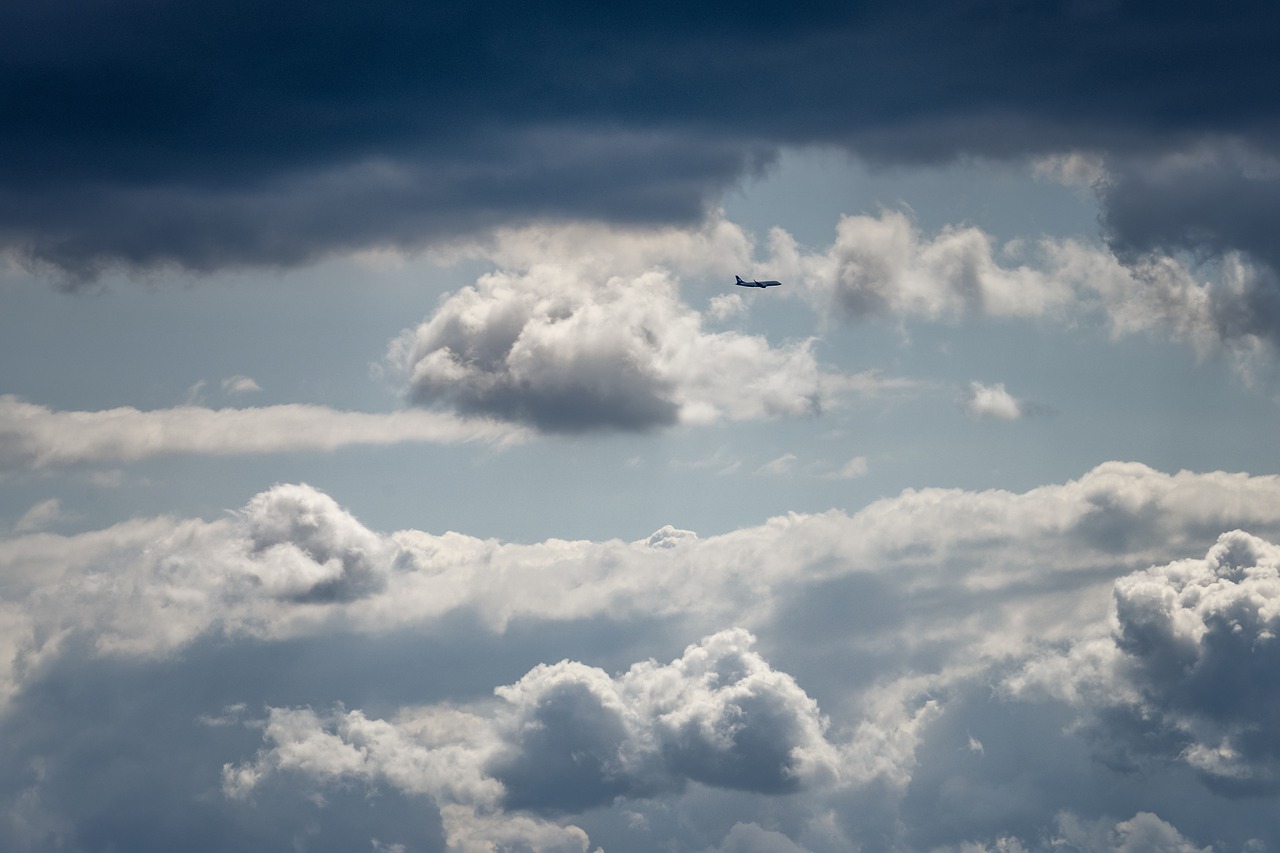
[1098,148,1280,341]
[4,0,1278,276]
[1101,151,1280,273]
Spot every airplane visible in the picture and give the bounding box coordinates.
[735,275,782,288]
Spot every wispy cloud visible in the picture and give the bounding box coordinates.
[220,375,262,396]
[13,499,62,533]
[0,396,525,471]
[823,455,869,480]
[756,453,798,476]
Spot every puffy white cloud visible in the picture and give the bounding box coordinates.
[0,396,525,471]
[240,483,398,602]
[492,628,838,809]
[1108,812,1213,853]
[0,482,409,697]
[1010,530,1280,792]
[7,464,1280,849]
[6,462,1280,717]
[381,207,1280,439]
[226,630,837,849]
[962,382,1025,420]
[764,208,1278,374]
[387,264,832,433]
[708,293,747,321]
[785,210,1072,322]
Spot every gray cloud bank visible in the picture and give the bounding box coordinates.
[6,463,1280,849]
[3,0,1277,277]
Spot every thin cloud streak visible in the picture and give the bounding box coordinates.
[0,396,526,470]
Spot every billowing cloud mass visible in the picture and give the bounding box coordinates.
[225,629,838,847]
[376,206,1280,436]
[1012,530,1280,794]
[755,209,1278,370]
[785,210,1070,322]
[6,463,1280,849]
[0,395,524,470]
[3,1,1275,277]
[5,4,1278,850]
[388,220,843,432]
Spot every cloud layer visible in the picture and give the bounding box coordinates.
[0,395,524,471]
[6,463,1280,849]
[225,629,838,848]
[4,1,1276,276]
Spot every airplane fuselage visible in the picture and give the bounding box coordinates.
[735,275,781,288]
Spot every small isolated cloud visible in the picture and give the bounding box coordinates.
[13,499,62,533]
[756,453,798,476]
[184,380,207,406]
[823,455,869,480]
[389,224,845,434]
[961,382,1026,420]
[220,375,262,395]
[0,396,524,471]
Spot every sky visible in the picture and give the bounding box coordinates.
[3,2,1280,851]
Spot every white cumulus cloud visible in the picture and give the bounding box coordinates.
[962,382,1025,420]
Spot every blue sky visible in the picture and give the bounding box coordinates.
[3,3,1280,851]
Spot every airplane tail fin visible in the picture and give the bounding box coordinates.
[735,275,744,284]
